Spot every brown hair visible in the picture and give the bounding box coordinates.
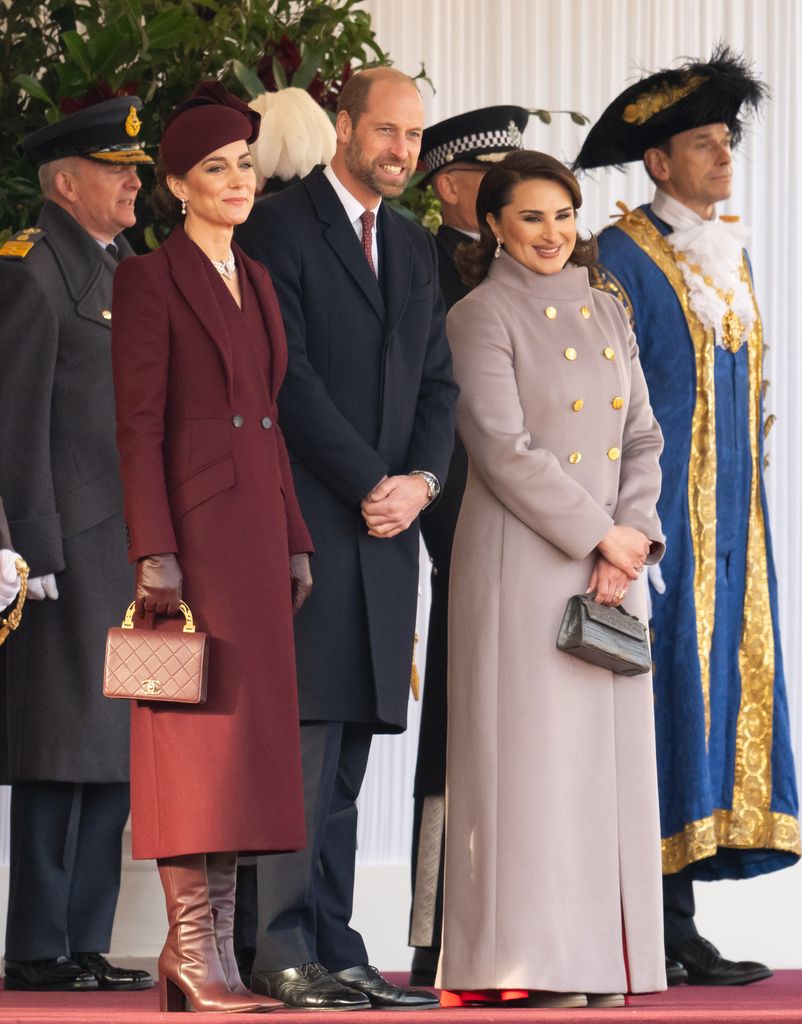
[336,67,418,127]
[456,149,598,288]
[150,161,183,224]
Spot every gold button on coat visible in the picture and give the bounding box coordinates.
[101,309,112,320]
[580,305,591,319]
[603,346,615,360]
[564,347,577,361]
[572,399,584,412]
[545,306,558,319]
[568,451,582,464]
[607,447,621,461]
[611,396,624,410]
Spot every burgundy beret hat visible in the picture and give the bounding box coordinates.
[160,80,261,176]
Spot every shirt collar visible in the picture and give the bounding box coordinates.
[323,163,382,225]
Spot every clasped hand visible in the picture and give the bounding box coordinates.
[361,475,430,539]
[589,525,651,606]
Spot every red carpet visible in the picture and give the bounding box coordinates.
[1,972,801,1022]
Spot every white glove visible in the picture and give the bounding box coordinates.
[0,549,22,611]
[645,562,666,620]
[27,573,59,601]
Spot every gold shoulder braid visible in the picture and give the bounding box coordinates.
[0,227,45,260]
[0,558,30,646]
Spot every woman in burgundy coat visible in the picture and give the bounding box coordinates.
[111,83,313,1013]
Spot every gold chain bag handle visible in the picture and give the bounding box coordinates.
[0,558,30,647]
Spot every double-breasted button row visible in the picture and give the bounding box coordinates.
[567,446,622,464]
[231,415,273,429]
[543,305,592,320]
[570,396,624,412]
[563,346,617,361]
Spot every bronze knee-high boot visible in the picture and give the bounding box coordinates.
[206,852,280,1006]
[157,854,272,1013]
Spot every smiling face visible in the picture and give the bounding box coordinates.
[169,140,256,229]
[55,158,141,243]
[335,77,424,206]
[487,176,577,275]
[645,122,733,219]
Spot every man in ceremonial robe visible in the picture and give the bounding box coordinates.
[574,45,799,986]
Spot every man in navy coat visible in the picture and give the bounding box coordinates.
[236,67,456,1010]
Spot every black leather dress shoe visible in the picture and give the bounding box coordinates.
[74,953,154,991]
[331,964,439,1010]
[668,936,773,986]
[3,956,98,991]
[251,962,370,1009]
[666,955,689,986]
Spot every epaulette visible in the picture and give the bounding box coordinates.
[0,227,45,259]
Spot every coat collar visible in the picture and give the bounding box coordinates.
[303,165,386,323]
[38,200,132,302]
[163,226,236,400]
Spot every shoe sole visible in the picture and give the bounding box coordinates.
[3,979,99,991]
[686,969,773,987]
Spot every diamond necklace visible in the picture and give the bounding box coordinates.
[211,249,236,279]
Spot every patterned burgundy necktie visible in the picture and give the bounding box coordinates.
[360,210,376,275]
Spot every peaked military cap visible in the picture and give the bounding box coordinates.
[573,44,768,171]
[22,96,152,166]
[419,105,529,185]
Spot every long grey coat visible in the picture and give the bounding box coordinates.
[0,201,133,783]
[439,254,667,994]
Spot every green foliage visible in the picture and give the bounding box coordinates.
[0,0,392,239]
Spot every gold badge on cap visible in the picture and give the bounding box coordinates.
[125,105,142,138]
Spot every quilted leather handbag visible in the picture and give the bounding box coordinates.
[103,601,208,703]
[556,593,651,677]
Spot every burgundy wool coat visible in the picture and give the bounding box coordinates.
[111,226,312,859]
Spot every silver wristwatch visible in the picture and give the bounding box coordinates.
[409,469,441,503]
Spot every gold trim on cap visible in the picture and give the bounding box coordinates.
[88,147,153,164]
[621,73,707,125]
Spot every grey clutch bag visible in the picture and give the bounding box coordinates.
[556,593,651,676]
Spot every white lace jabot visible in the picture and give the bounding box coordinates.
[652,188,755,350]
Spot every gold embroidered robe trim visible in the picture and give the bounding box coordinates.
[662,809,801,875]
[614,209,717,743]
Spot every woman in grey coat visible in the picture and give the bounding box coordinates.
[439,152,666,1008]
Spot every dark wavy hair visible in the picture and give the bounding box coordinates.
[455,149,598,288]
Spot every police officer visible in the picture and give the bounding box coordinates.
[0,97,154,992]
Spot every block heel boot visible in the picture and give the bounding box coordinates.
[156,854,273,1013]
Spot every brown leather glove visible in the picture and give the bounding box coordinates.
[290,553,312,615]
[136,553,182,616]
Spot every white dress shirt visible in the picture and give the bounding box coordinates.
[323,163,381,277]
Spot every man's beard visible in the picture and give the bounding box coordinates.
[344,136,412,199]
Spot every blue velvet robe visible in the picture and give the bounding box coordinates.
[593,203,800,880]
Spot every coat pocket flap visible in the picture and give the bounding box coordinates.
[169,457,235,521]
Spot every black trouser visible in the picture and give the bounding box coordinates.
[251,721,373,974]
[663,866,700,948]
[5,781,129,960]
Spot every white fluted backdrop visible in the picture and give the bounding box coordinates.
[0,0,800,968]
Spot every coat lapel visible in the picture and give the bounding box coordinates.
[304,167,385,323]
[378,204,412,340]
[237,245,287,402]
[164,227,235,400]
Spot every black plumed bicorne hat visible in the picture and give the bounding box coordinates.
[573,44,768,171]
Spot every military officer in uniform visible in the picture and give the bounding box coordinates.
[408,106,528,985]
[0,98,154,992]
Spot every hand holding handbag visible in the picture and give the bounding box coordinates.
[556,593,651,676]
[103,601,208,703]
